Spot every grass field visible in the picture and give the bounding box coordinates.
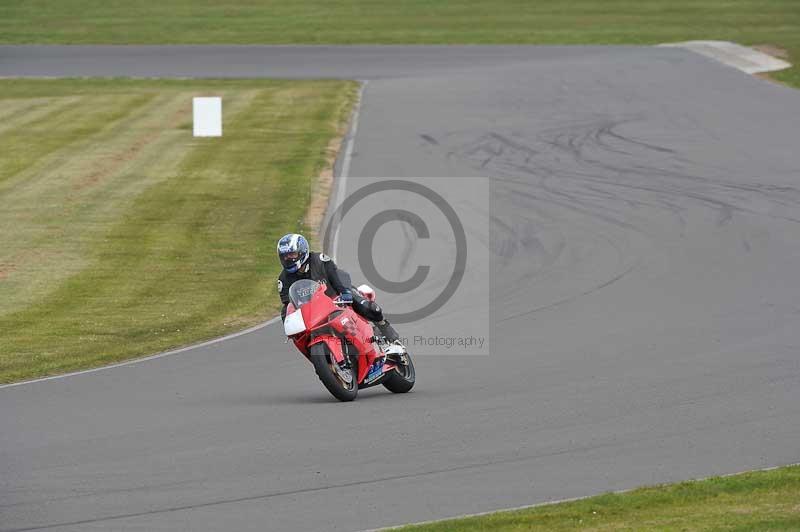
[0,78,357,383]
[395,465,800,531]
[1,0,798,87]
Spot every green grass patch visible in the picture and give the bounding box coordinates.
[1,1,799,87]
[0,78,357,383]
[395,465,800,531]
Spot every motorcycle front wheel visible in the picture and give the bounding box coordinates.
[310,342,358,402]
[382,352,415,393]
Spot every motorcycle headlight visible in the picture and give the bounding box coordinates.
[283,309,307,336]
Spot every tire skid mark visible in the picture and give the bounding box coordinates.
[440,116,800,320]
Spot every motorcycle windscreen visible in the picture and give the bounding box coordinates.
[288,279,320,309]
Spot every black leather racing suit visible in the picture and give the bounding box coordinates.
[278,252,398,341]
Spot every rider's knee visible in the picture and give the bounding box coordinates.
[355,298,384,322]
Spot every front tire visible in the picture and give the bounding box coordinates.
[383,352,415,393]
[310,342,358,402]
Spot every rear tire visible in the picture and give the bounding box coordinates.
[310,343,358,402]
[382,352,415,393]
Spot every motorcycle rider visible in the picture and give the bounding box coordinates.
[276,233,400,343]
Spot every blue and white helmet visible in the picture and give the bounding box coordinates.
[277,233,310,273]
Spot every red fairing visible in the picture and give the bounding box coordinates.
[301,285,339,329]
[327,309,381,382]
[287,283,384,385]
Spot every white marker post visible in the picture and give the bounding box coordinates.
[193,97,222,137]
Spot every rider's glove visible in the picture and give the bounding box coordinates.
[337,290,354,305]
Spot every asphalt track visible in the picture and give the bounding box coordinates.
[2,46,800,531]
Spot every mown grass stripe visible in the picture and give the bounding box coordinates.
[0,78,357,383]
[0,96,80,135]
[0,93,190,317]
[0,88,258,311]
[0,93,155,188]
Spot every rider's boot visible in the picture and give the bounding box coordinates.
[376,320,400,343]
[376,320,408,366]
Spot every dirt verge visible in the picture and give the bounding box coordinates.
[304,85,360,249]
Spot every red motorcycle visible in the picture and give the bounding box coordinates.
[283,279,415,401]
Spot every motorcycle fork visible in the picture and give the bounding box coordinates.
[341,337,356,369]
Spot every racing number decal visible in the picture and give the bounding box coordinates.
[339,316,358,337]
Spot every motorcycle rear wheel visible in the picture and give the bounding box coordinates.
[382,352,415,393]
[310,342,358,402]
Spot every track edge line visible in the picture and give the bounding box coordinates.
[0,317,280,390]
[358,461,800,532]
